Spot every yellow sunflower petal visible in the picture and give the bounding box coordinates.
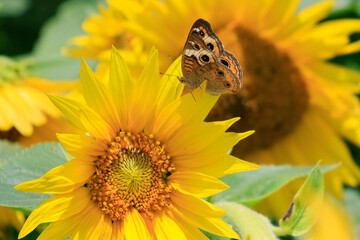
[185,86,220,125]
[56,133,82,156]
[80,58,120,129]
[167,117,240,155]
[108,0,144,17]
[2,85,46,127]
[167,209,209,240]
[79,108,112,140]
[275,1,334,40]
[171,190,226,218]
[155,55,184,111]
[309,61,360,92]
[172,131,254,160]
[0,86,33,136]
[23,87,60,118]
[16,87,47,126]
[223,156,261,174]
[153,213,188,240]
[173,205,240,239]
[100,216,113,240]
[168,172,229,197]
[22,77,76,93]
[109,46,134,130]
[58,132,107,159]
[263,0,299,31]
[110,222,124,240]
[177,154,260,178]
[15,159,93,194]
[308,19,360,39]
[123,208,151,240]
[37,210,88,240]
[123,21,160,45]
[70,205,106,240]
[47,94,86,132]
[338,40,360,55]
[18,188,91,239]
[152,86,219,142]
[0,94,13,130]
[128,47,160,133]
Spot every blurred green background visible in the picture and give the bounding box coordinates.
[0,0,101,80]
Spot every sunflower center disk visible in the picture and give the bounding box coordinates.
[207,26,309,155]
[88,131,176,221]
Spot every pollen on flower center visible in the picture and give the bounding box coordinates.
[207,25,309,155]
[87,131,176,221]
[114,151,154,195]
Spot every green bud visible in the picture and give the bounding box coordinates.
[0,56,33,85]
[278,162,324,236]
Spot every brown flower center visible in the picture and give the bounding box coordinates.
[0,128,21,142]
[88,131,175,221]
[207,25,309,155]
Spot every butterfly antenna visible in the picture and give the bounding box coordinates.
[159,54,183,78]
[168,54,175,63]
[190,91,196,102]
[168,54,183,76]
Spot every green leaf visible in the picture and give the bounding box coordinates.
[0,0,30,17]
[298,0,354,13]
[216,201,278,240]
[345,188,360,238]
[26,0,101,80]
[0,143,67,212]
[202,231,230,240]
[278,163,324,236]
[215,164,336,206]
[0,140,23,165]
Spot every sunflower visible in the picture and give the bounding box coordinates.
[62,3,148,77]
[15,47,258,239]
[0,56,76,146]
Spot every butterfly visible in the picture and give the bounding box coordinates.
[178,18,242,95]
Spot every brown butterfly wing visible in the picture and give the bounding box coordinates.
[218,50,243,88]
[194,62,241,95]
[181,33,217,89]
[190,19,224,56]
[180,18,242,94]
